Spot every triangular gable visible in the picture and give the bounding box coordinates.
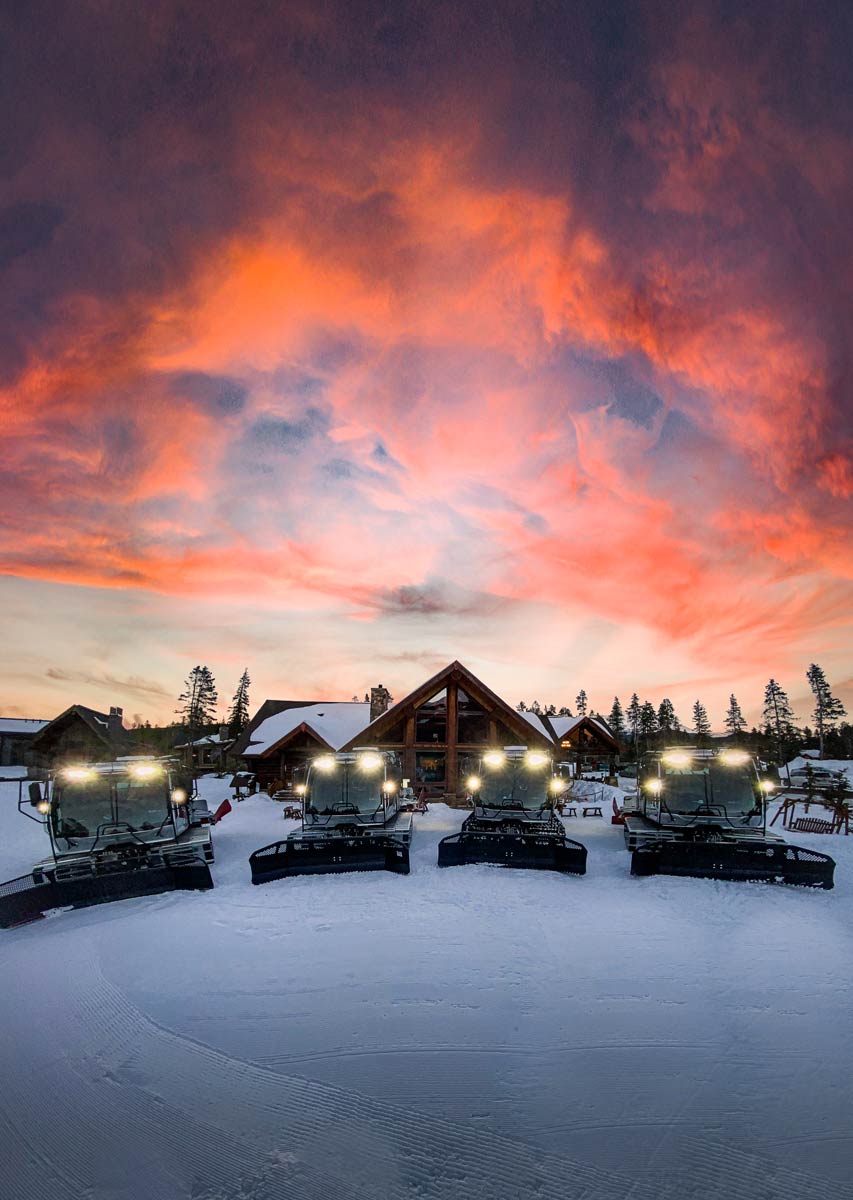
[30,704,114,748]
[341,660,552,750]
[555,714,619,753]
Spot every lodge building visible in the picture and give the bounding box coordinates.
[232,660,619,796]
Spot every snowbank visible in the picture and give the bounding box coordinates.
[0,775,850,1199]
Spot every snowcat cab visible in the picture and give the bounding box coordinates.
[249,748,413,883]
[437,746,587,874]
[0,760,214,928]
[623,747,835,888]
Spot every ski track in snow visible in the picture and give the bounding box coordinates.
[1,777,852,1199]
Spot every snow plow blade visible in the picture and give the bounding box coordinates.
[250,835,410,883]
[0,862,214,929]
[631,839,835,889]
[437,829,587,874]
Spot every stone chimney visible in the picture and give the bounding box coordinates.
[369,684,392,723]
[219,724,229,742]
[107,706,124,736]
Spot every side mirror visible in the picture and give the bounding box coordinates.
[29,782,43,808]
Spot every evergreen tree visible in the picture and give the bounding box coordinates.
[762,679,797,768]
[657,698,678,739]
[627,693,642,752]
[692,700,711,743]
[806,663,847,758]
[639,701,658,748]
[227,668,251,738]
[557,705,573,717]
[608,696,626,739]
[575,689,588,717]
[176,666,218,732]
[544,703,557,716]
[516,701,528,712]
[529,700,543,715]
[724,694,746,738]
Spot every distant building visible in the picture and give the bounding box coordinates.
[28,705,130,768]
[174,727,236,771]
[0,718,50,767]
[234,661,619,795]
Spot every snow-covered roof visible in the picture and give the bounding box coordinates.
[549,714,611,742]
[245,702,370,756]
[176,732,233,748]
[518,710,553,739]
[0,718,50,736]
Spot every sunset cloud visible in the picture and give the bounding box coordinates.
[1,1,851,723]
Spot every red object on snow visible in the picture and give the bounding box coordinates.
[611,798,624,825]
[213,797,232,824]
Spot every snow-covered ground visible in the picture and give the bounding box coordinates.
[783,758,853,785]
[1,773,852,1200]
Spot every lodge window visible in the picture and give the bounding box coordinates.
[415,752,445,784]
[415,689,447,743]
[456,689,488,743]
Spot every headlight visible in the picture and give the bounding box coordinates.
[719,750,749,766]
[314,755,336,772]
[662,751,691,767]
[171,788,188,805]
[130,762,161,780]
[760,780,775,793]
[525,751,549,769]
[645,778,663,794]
[483,751,505,768]
[549,778,567,794]
[294,784,306,796]
[63,766,95,782]
[467,775,481,791]
[37,800,51,814]
[359,752,382,772]
[382,780,397,794]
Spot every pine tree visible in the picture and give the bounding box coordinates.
[657,698,678,739]
[176,666,218,732]
[724,694,746,738]
[544,703,557,716]
[516,701,528,712]
[806,663,847,759]
[627,693,642,752]
[692,700,711,743]
[762,679,797,768]
[608,696,626,739]
[557,705,573,717]
[575,689,588,717]
[639,701,658,748]
[529,700,543,715]
[227,668,251,738]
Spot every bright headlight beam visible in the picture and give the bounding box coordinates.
[483,751,505,768]
[645,778,663,794]
[314,755,336,772]
[549,777,567,794]
[63,766,95,782]
[358,752,383,772]
[130,762,161,780]
[467,775,481,791]
[525,751,549,769]
[662,751,691,767]
[719,750,749,766]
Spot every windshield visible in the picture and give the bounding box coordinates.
[308,765,383,815]
[660,764,758,815]
[53,778,113,839]
[480,761,550,810]
[115,778,171,831]
[52,774,172,839]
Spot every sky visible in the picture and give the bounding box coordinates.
[1,0,852,730]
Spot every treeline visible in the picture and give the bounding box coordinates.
[517,663,849,763]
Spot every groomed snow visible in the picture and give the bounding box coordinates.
[0,774,851,1199]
